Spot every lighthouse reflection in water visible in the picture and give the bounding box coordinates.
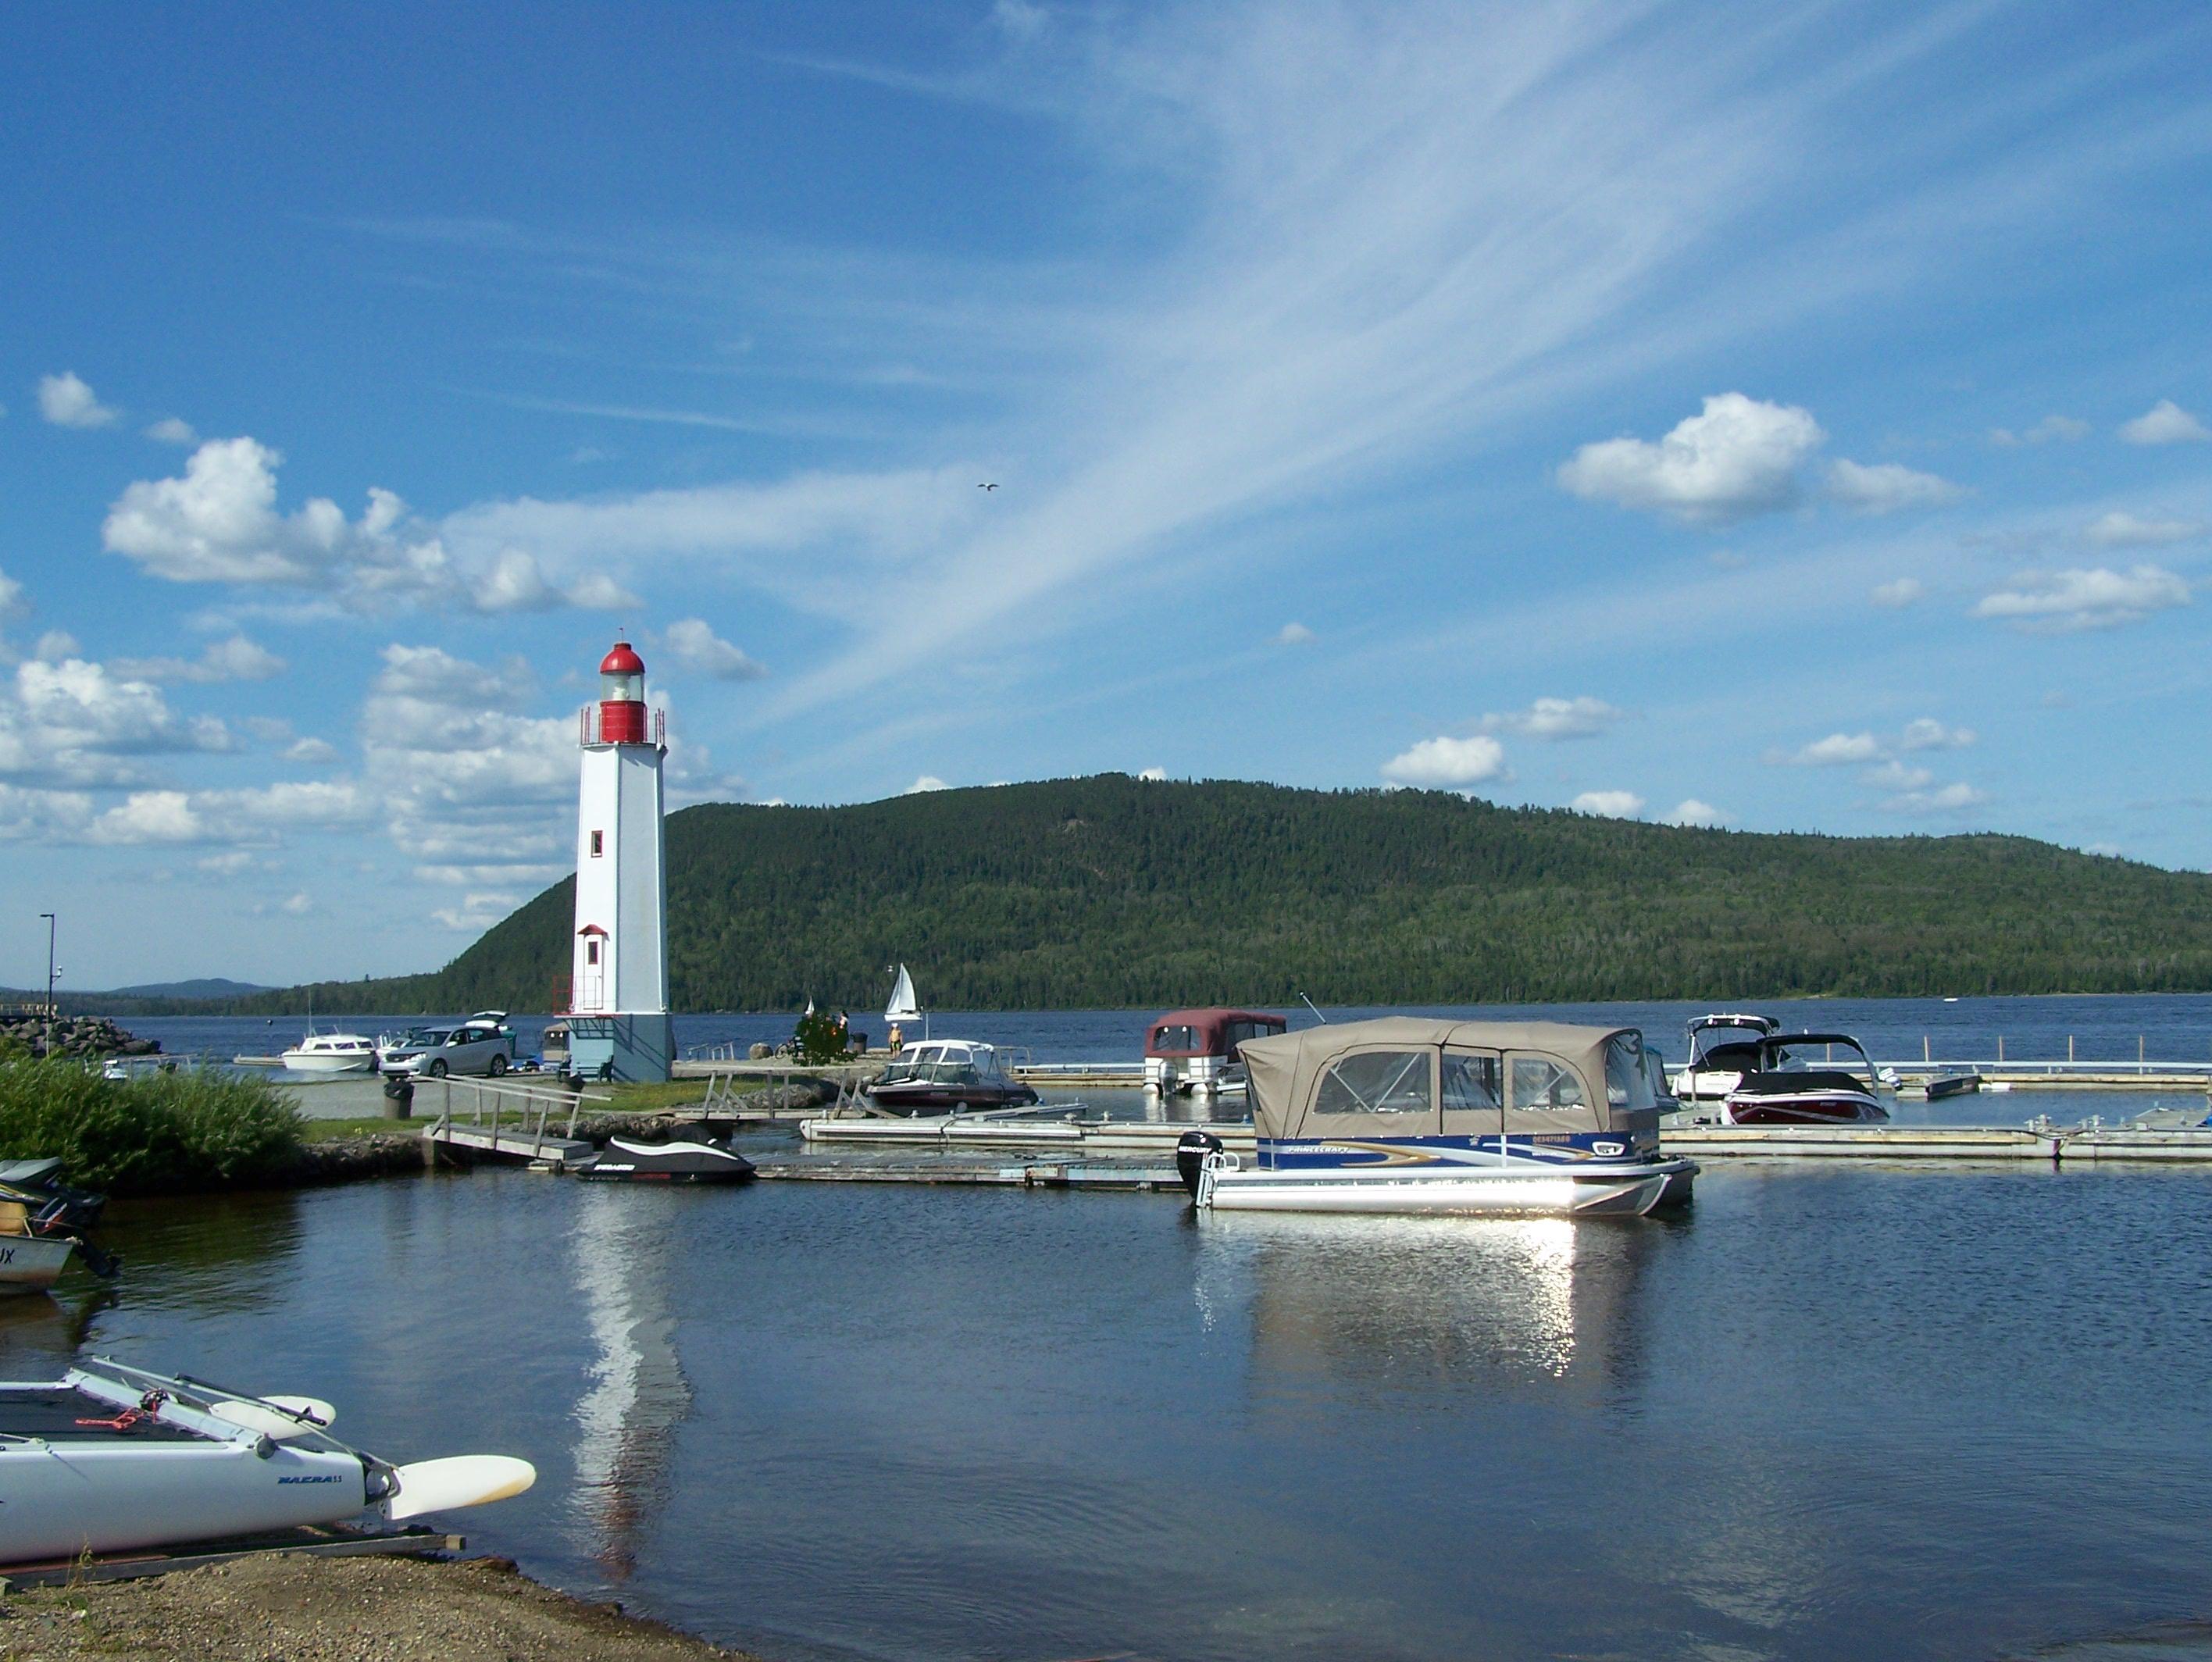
[567,1185,692,1580]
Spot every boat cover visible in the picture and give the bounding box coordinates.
[1239,1018,1645,1140]
[1144,1009,1286,1058]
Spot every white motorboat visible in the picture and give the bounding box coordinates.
[0,1158,114,1290]
[0,1357,535,1564]
[1668,1012,1779,1103]
[1186,1018,1695,1217]
[0,1232,77,1294]
[280,1029,379,1075]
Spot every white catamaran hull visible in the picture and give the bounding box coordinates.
[0,1440,370,1562]
[1197,1159,1695,1217]
[0,1234,75,1293]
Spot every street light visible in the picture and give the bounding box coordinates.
[37,913,55,1059]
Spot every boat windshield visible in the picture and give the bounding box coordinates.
[1767,1037,1873,1075]
[1605,1032,1655,1110]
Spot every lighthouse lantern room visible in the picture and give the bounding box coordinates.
[566,637,673,1081]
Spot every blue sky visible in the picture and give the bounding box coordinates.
[5,1,2212,988]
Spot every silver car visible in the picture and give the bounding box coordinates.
[376,1011,516,1078]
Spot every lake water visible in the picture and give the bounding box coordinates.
[12,995,2212,1660]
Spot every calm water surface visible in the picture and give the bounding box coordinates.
[7,1144,2212,1661]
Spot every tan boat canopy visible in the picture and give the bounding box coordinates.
[1238,1018,1653,1140]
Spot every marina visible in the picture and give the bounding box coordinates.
[12,1129,2212,1662]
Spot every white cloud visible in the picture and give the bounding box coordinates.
[1871,576,1925,608]
[2083,511,2203,549]
[87,790,204,845]
[284,736,340,765]
[32,631,80,663]
[1974,565,2190,632]
[1479,695,1624,740]
[1900,718,1975,751]
[0,658,230,787]
[1137,766,1167,780]
[1558,394,1822,526]
[144,417,198,446]
[1781,732,1883,767]
[38,372,117,429]
[1569,789,1644,818]
[2118,400,2211,446]
[104,438,623,612]
[280,892,312,915]
[662,619,769,681]
[905,774,950,794]
[0,567,24,622]
[1275,622,1315,645]
[1882,780,1988,815]
[1381,734,1506,788]
[1825,458,1963,514]
[432,893,523,933]
[112,635,285,685]
[1665,798,1731,828]
[1990,415,2089,447]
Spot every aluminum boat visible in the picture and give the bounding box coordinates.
[0,1357,535,1564]
[1186,1018,1695,1217]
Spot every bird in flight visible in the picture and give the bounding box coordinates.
[978,482,997,490]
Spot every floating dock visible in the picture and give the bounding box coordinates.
[798,1110,2212,1165]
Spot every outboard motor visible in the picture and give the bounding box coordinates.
[1175,1129,1223,1199]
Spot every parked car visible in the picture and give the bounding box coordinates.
[376,1011,517,1078]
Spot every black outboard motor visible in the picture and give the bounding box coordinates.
[1175,1129,1223,1199]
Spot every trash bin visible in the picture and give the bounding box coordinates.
[381,1075,415,1120]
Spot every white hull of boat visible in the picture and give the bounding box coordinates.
[0,1234,74,1293]
[0,1440,371,1562]
[280,1051,376,1076]
[1197,1159,1695,1217]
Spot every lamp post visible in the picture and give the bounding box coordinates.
[37,913,55,1059]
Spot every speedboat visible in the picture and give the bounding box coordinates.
[1668,1022,1889,1125]
[280,1029,378,1076]
[865,1040,1039,1115]
[1718,1031,1889,1124]
[1670,1013,1781,1104]
[1143,1008,1287,1095]
[0,1357,534,1564]
[574,1136,756,1183]
[1183,1018,1696,1217]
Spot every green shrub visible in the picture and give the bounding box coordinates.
[0,1061,305,1193]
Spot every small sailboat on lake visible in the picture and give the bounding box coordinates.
[884,963,923,1036]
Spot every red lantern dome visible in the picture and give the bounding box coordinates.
[594,638,648,744]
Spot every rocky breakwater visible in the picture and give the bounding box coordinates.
[2,1010,159,1060]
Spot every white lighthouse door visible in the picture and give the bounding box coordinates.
[576,934,607,1012]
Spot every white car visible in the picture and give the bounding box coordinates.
[376,1011,517,1078]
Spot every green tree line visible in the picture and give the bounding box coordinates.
[195,775,2212,1015]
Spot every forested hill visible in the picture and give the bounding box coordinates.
[239,775,2212,1015]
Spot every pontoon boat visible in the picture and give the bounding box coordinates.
[1143,1008,1287,1095]
[1185,1018,1695,1216]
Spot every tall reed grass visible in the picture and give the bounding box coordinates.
[0,1060,304,1193]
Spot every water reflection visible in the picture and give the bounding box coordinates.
[568,1186,693,1581]
[1200,1212,1664,1403]
[100,1190,307,1314]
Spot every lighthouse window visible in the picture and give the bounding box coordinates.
[590,830,604,857]
[586,940,601,966]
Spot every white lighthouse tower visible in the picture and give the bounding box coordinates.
[566,637,673,1081]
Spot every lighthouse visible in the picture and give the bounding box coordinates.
[566,637,673,1082]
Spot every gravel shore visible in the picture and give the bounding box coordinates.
[1,1553,763,1660]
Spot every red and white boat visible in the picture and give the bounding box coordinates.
[1672,1018,1889,1125]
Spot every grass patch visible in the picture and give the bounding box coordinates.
[0,1059,304,1193]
